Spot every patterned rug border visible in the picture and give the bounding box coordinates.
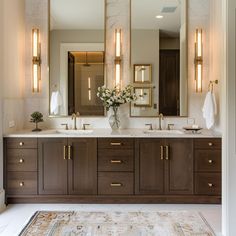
[19,210,216,236]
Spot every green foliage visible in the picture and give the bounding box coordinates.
[30,111,44,124]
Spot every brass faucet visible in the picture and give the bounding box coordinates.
[158,113,164,130]
[71,112,80,130]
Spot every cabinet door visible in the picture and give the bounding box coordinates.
[165,139,193,194]
[68,138,97,195]
[135,139,165,194]
[38,138,68,194]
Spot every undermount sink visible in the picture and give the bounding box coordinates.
[56,129,93,135]
[143,130,184,135]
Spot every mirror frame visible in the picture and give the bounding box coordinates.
[130,0,188,118]
[48,0,107,118]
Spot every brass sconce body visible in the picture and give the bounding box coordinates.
[115,29,122,89]
[194,28,203,93]
[32,28,41,93]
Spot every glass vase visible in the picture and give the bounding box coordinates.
[109,107,120,130]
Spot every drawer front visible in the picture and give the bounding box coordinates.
[98,149,133,172]
[7,172,37,195]
[98,138,134,149]
[194,138,221,149]
[6,138,37,149]
[195,150,221,172]
[7,149,37,172]
[98,172,134,195]
[195,173,221,195]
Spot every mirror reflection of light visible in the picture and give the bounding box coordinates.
[88,77,91,101]
[141,66,145,82]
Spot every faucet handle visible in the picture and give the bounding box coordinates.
[145,124,153,130]
[61,123,69,130]
[83,124,90,130]
[167,124,174,130]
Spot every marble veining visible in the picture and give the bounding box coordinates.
[3,128,221,138]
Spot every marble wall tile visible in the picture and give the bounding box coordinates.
[22,0,218,130]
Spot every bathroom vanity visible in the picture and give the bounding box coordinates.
[3,130,221,204]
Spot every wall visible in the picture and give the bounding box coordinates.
[50,30,104,94]
[0,0,25,210]
[2,0,25,134]
[131,30,159,116]
[10,0,218,132]
[0,0,4,210]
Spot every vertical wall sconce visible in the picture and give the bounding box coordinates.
[88,77,92,101]
[115,29,122,89]
[194,28,203,93]
[32,28,41,93]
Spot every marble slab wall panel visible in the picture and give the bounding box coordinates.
[23,0,217,130]
[24,0,49,128]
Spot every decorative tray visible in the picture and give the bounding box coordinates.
[183,127,203,133]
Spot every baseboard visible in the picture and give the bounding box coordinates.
[0,189,6,212]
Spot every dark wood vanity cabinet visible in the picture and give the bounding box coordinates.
[38,138,97,195]
[4,137,221,204]
[135,138,193,195]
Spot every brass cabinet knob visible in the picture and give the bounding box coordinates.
[19,182,24,187]
[208,159,213,164]
[208,183,213,187]
[19,142,24,146]
[208,142,213,146]
[19,158,24,163]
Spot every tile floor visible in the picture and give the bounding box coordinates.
[0,204,221,236]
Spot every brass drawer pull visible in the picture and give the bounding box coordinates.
[68,145,72,160]
[208,159,213,164]
[160,146,164,160]
[110,142,122,146]
[19,182,24,187]
[208,142,213,146]
[19,158,24,163]
[165,146,169,160]
[63,145,67,160]
[110,160,122,164]
[110,183,122,187]
[19,142,24,146]
[208,183,213,187]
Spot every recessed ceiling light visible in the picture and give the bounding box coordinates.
[156,15,164,19]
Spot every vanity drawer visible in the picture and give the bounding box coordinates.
[7,172,37,195]
[195,150,221,172]
[195,173,221,195]
[194,138,221,149]
[98,138,134,149]
[98,172,134,195]
[7,149,37,172]
[98,149,133,172]
[6,138,37,149]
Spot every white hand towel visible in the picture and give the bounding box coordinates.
[50,91,63,115]
[202,91,217,129]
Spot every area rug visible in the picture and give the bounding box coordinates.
[19,211,215,236]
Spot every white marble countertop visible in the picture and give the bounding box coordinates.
[3,128,222,138]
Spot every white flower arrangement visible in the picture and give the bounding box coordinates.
[97,85,137,111]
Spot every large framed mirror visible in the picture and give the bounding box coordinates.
[130,0,187,117]
[49,0,105,116]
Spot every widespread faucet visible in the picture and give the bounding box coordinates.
[158,113,164,130]
[71,112,80,130]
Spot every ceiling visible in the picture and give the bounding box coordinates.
[50,0,104,30]
[50,0,182,33]
[132,0,181,33]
